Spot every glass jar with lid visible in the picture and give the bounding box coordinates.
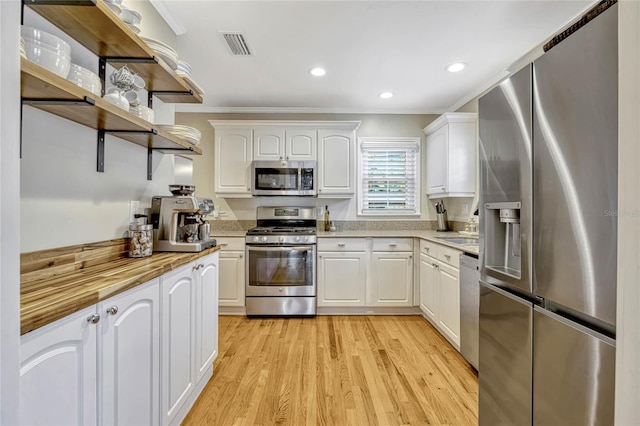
[128,223,153,258]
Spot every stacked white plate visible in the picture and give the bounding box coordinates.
[119,5,142,34]
[21,25,71,78]
[103,0,122,16]
[157,125,201,145]
[140,36,178,70]
[177,60,192,76]
[66,63,102,96]
[19,37,26,57]
[175,60,205,96]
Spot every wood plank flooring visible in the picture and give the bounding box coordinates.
[184,315,478,426]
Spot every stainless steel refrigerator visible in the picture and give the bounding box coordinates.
[478,3,617,425]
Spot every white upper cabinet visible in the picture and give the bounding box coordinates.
[211,121,360,198]
[213,127,253,197]
[253,128,317,161]
[317,130,356,197]
[253,128,286,161]
[285,129,316,161]
[423,112,477,198]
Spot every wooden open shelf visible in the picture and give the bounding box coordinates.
[26,0,203,104]
[21,58,202,155]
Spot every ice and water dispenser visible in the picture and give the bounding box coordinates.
[484,201,522,279]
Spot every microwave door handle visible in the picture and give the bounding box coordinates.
[298,168,302,191]
[247,246,313,252]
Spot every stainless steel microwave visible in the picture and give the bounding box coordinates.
[251,161,316,196]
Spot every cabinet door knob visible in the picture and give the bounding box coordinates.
[220,243,229,247]
[87,313,100,324]
[337,243,346,247]
[444,254,451,259]
[239,254,243,258]
[106,306,118,315]
[286,156,289,160]
[409,255,413,259]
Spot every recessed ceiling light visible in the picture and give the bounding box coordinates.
[379,91,394,99]
[310,67,326,77]
[446,62,466,73]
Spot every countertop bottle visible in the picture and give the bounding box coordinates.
[324,205,330,231]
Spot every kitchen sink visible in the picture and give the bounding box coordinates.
[435,237,479,245]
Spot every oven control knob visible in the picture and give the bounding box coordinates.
[295,236,301,242]
[253,236,259,242]
[261,236,268,242]
[278,236,285,244]
[302,236,308,242]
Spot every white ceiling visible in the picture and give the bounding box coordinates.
[152,0,596,114]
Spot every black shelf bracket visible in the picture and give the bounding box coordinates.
[103,56,158,64]
[147,147,153,181]
[97,130,105,172]
[149,89,195,97]
[22,96,96,106]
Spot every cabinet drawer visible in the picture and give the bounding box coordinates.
[216,237,245,251]
[420,240,439,257]
[437,245,462,268]
[372,238,413,252]
[317,238,366,252]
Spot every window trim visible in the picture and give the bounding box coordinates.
[357,136,421,217]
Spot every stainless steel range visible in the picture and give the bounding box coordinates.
[245,207,317,317]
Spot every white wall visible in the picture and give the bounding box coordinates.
[615,1,640,424]
[20,4,181,252]
[175,112,476,223]
[1,0,22,423]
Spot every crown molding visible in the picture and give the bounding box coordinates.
[208,120,362,131]
[175,105,446,115]
[148,0,187,36]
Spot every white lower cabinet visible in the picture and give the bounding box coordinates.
[161,252,219,425]
[317,251,367,306]
[436,262,460,345]
[20,253,220,426]
[317,238,414,308]
[20,306,98,426]
[369,252,413,306]
[418,241,462,348]
[161,263,196,424]
[195,253,219,381]
[19,278,160,426]
[419,253,438,321]
[100,279,160,426]
[218,238,245,307]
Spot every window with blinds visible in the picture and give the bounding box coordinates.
[358,138,421,215]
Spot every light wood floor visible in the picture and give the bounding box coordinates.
[184,315,478,426]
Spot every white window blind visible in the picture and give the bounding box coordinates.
[359,138,420,215]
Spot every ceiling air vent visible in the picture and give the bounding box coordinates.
[221,32,252,55]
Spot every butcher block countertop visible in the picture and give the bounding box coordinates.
[20,239,221,335]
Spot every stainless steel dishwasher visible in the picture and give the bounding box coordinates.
[460,253,480,370]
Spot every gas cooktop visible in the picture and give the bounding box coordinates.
[246,226,316,235]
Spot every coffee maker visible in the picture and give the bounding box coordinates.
[150,192,216,253]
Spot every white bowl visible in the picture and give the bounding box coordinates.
[67,74,102,96]
[21,26,70,56]
[120,6,142,25]
[130,105,154,123]
[103,90,129,111]
[23,42,71,78]
[68,63,100,82]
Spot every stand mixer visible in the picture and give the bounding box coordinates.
[150,185,216,252]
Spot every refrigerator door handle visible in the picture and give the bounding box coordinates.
[480,281,531,307]
[532,306,616,346]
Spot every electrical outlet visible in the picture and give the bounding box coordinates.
[129,200,140,223]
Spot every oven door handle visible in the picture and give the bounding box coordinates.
[247,246,314,252]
